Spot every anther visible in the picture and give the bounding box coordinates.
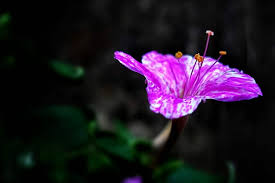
[194,53,204,63]
[175,51,183,59]
[219,51,227,55]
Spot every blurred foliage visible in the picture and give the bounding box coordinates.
[49,60,85,80]
[0,12,231,183]
[165,165,223,183]
[227,161,236,183]
[0,13,10,39]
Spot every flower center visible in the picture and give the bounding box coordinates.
[176,30,227,98]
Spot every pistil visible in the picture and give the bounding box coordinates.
[188,30,214,96]
[203,30,214,59]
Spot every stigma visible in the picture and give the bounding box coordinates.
[193,30,215,65]
[206,30,214,36]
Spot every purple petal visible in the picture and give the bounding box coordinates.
[142,51,189,98]
[121,176,142,183]
[194,57,262,101]
[114,51,144,75]
[114,51,161,87]
[146,79,203,119]
[114,51,262,119]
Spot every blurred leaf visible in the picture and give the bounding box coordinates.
[96,137,134,161]
[38,145,67,166]
[132,139,152,151]
[32,105,88,149]
[114,121,153,166]
[115,121,134,144]
[133,139,153,166]
[0,13,11,39]
[50,161,68,183]
[17,151,35,169]
[88,120,98,137]
[88,150,113,172]
[50,60,84,80]
[153,160,184,182]
[114,121,152,149]
[0,56,15,69]
[227,161,236,183]
[0,13,10,26]
[166,165,223,183]
[138,152,152,167]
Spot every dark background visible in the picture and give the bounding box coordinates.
[0,0,273,182]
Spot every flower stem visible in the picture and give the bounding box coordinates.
[152,115,189,165]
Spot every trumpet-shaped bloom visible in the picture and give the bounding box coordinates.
[114,32,262,119]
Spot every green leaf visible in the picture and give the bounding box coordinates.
[138,153,152,167]
[114,121,152,149]
[166,165,223,183]
[0,13,11,26]
[50,60,84,79]
[132,139,153,166]
[113,121,154,165]
[0,13,11,39]
[153,160,184,182]
[32,105,88,149]
[132,139,152,151]
[88,120,98,137]
[88,150,113,172]
[50,160,68,183]
[115,121,134,144]
[0,56,15,69]
[95,137,134,161]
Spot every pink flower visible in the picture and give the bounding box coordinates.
[114,30,262,119]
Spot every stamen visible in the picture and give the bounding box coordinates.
[194,53,204,63]
[182,54,200,97]
[175,51,183,59]
[215,51,227,63]
[205,50,227,75]
[182,30,223,97]
[219,51,227,55]
[192,50,227,95]
[183,54,200,97]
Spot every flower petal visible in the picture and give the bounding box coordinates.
[122,176,142,183]
[114,51,144,75]
[194,57,262,101]
[146,79,203,119]
[142,51,190,97]
[114,51,161,87]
